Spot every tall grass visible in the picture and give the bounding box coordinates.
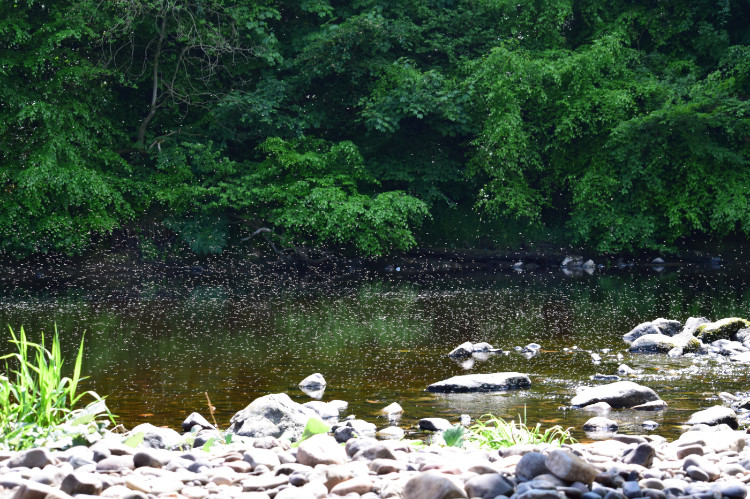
[0,326,112,450]
[467,413,576,449]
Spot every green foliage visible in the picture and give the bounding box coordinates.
[467,413,576,449]
[224,138,429,256]
[2,0,749,257]
[442,425,466,448]
[0,326,113,450]
[292,417,330,447]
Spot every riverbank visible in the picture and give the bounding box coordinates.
[2,418,750,499]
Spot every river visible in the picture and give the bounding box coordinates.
[1,258,749,441]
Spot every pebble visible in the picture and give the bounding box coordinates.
[3,416,750,499]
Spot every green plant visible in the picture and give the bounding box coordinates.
[467,413,575,450]
[291,417,331,447]
[442,424,466,448]
[0,326,113,450]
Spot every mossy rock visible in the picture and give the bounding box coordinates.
[629,333,701,354]
[694,318,750,342]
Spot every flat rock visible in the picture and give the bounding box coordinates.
[427,372,531,392]
[419,418,453,432]
[583,417,619,432]
[545,450,598,484]
[571,381,661,409]
[297,434,347,466]
[687,406,738,429]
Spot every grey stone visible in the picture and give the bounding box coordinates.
[133,448,173,468]
[181,412,216,432]
[516,452,551,482]
[685,465,710,482]
[583,417,618,432]
[345,437,378,458]
[334,425,358,443]
[683,455,720,481]
[297,434,347,466]
[622,481,642,498]
[517,490,562,499]
[711,482,747,499]
[10,480,74,499]
[464,473,514,499]
[95,455,135,472]
[345,419,377,438]
[60,472,103,496]
[545,450,597,484]
[403,471,468,499]
[243,448,281,470]
[687,405,738,429]
[427,372,531,392]
[622,443,656,468]
[303,400,339,419]
[419,418,453,431]
[298,372,326,389]
[228,393,319,441]
[629,333,700,354]
[571,381,661,409]
[675,445,703,459]
[448,342,475,358]
[623,323,662,344]
[128,423,183,449]
[352,442,398,461]
[7,448,56,469]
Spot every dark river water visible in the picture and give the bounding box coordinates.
[1,260,749,442]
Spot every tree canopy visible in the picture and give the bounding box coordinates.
[2,0,748,259]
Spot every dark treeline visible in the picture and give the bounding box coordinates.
[2,0,749,260]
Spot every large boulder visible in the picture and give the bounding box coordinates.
[571,381,661,409]
[228,393,319,441]
[694,318,750,343]
[681,317,711,336]
[623,318,683,344]
[629,332,701,354]
[427,372,531,393]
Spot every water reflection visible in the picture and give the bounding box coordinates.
[0,263,749,441]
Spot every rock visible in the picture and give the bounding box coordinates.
[133,448,173,468]
[694,318,750,342]
[651,318,683,336]
[299,373,326,389]
[629,333,701,354]
[582,402,612,413]
[345,419,377,438]
[472,342,494,352]
[571,381,661,409]
[303,401,340,419]
[12,481,74,499]
[95,455,135,472]
[228,393,319,441]
[617,364,636,375]
[681,317,711,336]
[128,423,183,449]
[377,426,405,440]
[381,402,403,415]
[181,412,216,433]
[683,455,720,482]
[582,259,596,269]
[687,405,739,429]
[427,372,531,392]
[330,476,374,495]
[631,400,668,411]
[583,417,619,432]
[642,421,659,430]
[464,473,515,498]
[60,472,103,496]
[297,434,347,466]
[622,443,656,468]
[243,448,281,470]
[403,471,468,499]
[623,322,662,344]
[418,418,453,432]
[562,256,584,267]
[448,342,475,358]
[516,452,551,482]
[333,425,358,443]
[7,448,56,469]
[545,450,598,484]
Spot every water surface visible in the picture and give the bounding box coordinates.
[1,261,749,441]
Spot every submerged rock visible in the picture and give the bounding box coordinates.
[427,372,531,393]
[571,381,662,409]
[583,417,618,432]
